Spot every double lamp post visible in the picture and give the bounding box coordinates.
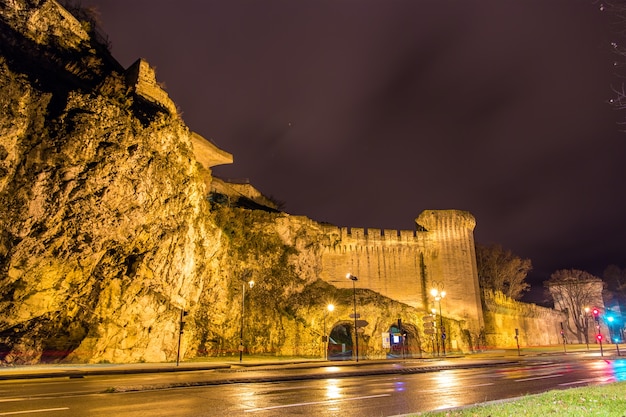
[430,284,446,356]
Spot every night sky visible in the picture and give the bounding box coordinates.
[82,0,626,302]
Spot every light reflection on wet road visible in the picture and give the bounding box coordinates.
[1,358,625,416]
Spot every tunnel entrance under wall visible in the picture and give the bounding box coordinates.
[328,321,364,361]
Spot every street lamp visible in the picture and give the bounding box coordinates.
[239,279,255,362]
[176,308,188,366]
[431,308,438,356]
[430,284,446,356]
[583,307,590,350]
[323,303,335,360]
[346,273,359,362]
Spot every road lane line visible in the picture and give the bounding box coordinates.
[0,398,27,403]
[244,393,391,412]
[0,408,69,416]
[514,374,563,382]
[559,378,597,387]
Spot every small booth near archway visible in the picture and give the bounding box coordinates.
[384,320,422,359]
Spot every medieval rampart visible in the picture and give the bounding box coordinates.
[319,210,485,346]
[482,290,567,347]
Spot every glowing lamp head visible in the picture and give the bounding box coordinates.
[327,303,335,312]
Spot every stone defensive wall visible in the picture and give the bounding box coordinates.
[482,290,567,348]
[318,210,485,340]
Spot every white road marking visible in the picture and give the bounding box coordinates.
[0,408,69,416]
[244,393,391,412]
[514,374,563,382]
[559,378,597,387]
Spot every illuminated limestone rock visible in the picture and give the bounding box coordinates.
[0,0,225,364]
[1,0,89,49]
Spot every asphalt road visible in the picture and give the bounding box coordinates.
[1,358,624,416]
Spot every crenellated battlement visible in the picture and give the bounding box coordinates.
[321,225,419,246]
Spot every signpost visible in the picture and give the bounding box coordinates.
[423,315,437,356]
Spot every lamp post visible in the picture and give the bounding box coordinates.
[176,308,187,366]
[583,307,590,350]
[239,279,255,362]
[346,273,359,362]
[323,303,335,360]
[431,308,438,356]
[430,284,446,357]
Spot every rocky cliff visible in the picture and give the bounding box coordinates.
[0,0,224,363]
[0,0,428,364]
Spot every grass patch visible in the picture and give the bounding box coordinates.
[415,382,626,416]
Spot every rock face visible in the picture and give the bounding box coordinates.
[0,0,222,363]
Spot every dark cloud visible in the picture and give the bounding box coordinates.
[83,0,626,300]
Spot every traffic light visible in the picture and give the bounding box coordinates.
[592,308,600,323]
[596,333,603,342]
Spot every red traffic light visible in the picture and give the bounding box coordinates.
[596,334,603,341]
[592,308,600,317]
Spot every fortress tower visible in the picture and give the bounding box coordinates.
[416,210,484,332]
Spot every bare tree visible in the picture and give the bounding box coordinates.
[545,269,605,344]
[475,244,531,300]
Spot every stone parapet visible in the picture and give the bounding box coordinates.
[125,59,177,116]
